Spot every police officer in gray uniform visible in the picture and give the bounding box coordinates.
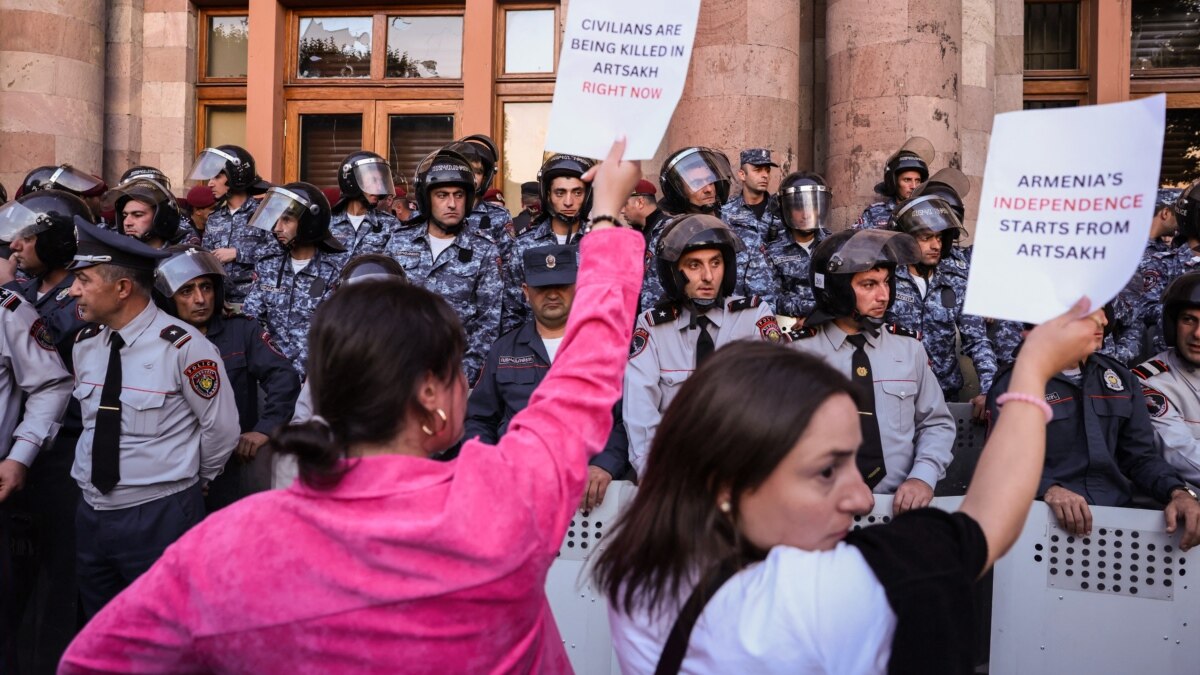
[789,229,955,513]
[327,150,401,267]
[721,148,781,245]
[624,214,784,476]
[385,149,504,385]
[764,171,832,320]
[853,137,934,230]
[243,183,346,378]
[467,244,630,509]
[67,220,239,618]
[188,145,272,302]
[501,154,594,333]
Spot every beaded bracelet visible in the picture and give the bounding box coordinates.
[584,214,622,233]
[995,392,1054,424]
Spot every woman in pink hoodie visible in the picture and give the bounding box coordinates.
[60,140,645,674]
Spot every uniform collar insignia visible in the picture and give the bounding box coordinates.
[1102,368,1125,392]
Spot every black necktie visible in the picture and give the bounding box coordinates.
[92,332,124,495]
[695,316,715,369]
[846,333,886,489]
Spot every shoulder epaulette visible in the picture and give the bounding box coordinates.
[647,302,681,326]
[470,227,497,245]
[726,296,762,312]
[0,287,21,311]
[885,323,921,340]
[75,325,102,343]
[160,325,192,349]
[786,325,818,340]
[1132,358,1170,380]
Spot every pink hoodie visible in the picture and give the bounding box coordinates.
[60,228,646,674]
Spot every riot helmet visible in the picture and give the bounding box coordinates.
[446,135,498,198]
[889,193,964,264]
[876,137,934,198]
[249,182,345,253]
[104,179,181,243]
[655,214,746,308]
[0,189,89,271]
[187,145,267,194]
[1163,271,1200,350]
[909,167,970,221]
[335,151,395,211]
[537,154,595,226]
[1175,178,1200,243]
[414,149,476,233]
[20,164,105,197]
[659,147,733,215]
[155,246,228,312]
[120,166,172,191]
[777,171,830,233]
[809,229,922,331]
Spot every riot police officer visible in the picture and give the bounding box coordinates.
[119,165,172,191]
[854,137,934,230]
[242,183,346,378]
[328,150,401,265]
[763,171,832,321]
[624,214,783,475]
[20,164,108,222]
[105,179,190,250]
[721,148,781,246]
[1132,179,1200,358]
[446,134,515,242]
[187,144,271,302]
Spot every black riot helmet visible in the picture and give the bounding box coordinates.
[876,137,934,198]
[659,147,733,216]
[537,154,595,226]
[0,189,90,270]
[1163,271,1200,349]
[413,149,476,233]
[908,167,970,221]
[155,246,228,313]
[446,135,498,198]
[777,171,830,233]
[104,179,181,243]
[655,214,746,306]
[20,164,105,197]
[335,150,395,211]
[809,229,922,331]
[120,166,172,192]
[1174,178,1200,243]
[187,145,267,194]
[249,182,345,254]
[889,194,964,264]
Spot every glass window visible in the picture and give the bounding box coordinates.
[387,115,456,186]
[206,106,247,148]
[1132,1,1200,71]
[297,17,373,79]
[1024,2,1079,70]
[501,101,552,208]
[505,10,556,74]
[386,16,463,79]
[207,15,249,78]
[1162,109,1200,187]
[1023,100,1080,110]
[299,114,364,188]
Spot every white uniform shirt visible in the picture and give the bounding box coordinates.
[0,288,73,467]
[1136,349,1200,483]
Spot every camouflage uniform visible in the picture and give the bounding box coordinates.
[385,222,504,385]
[888,251,997,398]
[241,250,341,379]
[202,198,271,302]
[326,209,398,270]
[1131,244,1200,356]
[639,221,780,313]
[500,217,584,333]
[169,219,203,248]
[853,197,898,230]
[763,228,830,319]
[721,194,780,246]
[473,201,516,244]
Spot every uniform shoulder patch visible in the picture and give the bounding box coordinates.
[1142,386,1170,418]
[629,327,650,359]
[29,318,55,352]
[184,359,221,399]
[885,322,921,340]
[75,325,102,343]
[160,325,193,349]
[1132,359,1169,380]
[786,325,819,340]
[0,287,21,311]
[726,296,762,312]
[648,302,681,326]
[756,315,785,343]
[260,329,286,358]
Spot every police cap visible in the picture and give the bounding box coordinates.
[70,217,170,271]
[523,244,578,287]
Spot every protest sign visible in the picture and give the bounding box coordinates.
[962,94,1166,324]
[543,0,702,160]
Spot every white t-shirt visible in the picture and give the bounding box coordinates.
[542,336,564,363]
[290,257,311,274]
[912,274,928,298]
[555,233,569,245]
[347,213,367,232]
[608,544,896,674]
[429,235,455,260]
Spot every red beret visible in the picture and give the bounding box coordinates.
[185,185,216,209]
[632,179,657,197]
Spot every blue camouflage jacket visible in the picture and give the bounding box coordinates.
[763,228,829,318]
[242,250,342,378]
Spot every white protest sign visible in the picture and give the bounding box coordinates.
[543,0,702,160]
[963,95,1166,324]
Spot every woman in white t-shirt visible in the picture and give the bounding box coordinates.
[595,297,1101,674]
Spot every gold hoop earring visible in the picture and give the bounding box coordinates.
[422,408,449,436]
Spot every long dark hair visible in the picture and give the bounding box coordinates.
[270,280,466,487]
[593,341,860,616]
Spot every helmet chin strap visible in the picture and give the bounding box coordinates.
[685,295,722,325]
[430,216,464,237]
[851,309,885,336]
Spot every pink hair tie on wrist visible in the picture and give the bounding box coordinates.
[995,392,1054,424]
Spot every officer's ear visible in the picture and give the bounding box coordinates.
[521,283,532,305]
[736,168,747,183]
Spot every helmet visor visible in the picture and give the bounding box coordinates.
[155,248,227,297]
[892,195,964,236]
[248,186,314,234]
[49,166,103,194]
[0,201,48,242]
[102,179,172,210]
[780,185,830,232]
[187,148,237,181]
[658,215,746,262]
[826,230,922,274]
[352,158,396,197]
[665,149,732,196]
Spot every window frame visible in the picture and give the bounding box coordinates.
[198,10,251,84]
[1023,0,1090,79]
[1130,1,1200,80]
[495,3,561,82]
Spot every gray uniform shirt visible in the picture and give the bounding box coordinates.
[790,322,955,493]
[0,289,73,467]
[1135,350,1200,484]
[623,297,784,475]
[71,302,240,510]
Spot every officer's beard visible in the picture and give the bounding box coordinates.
[430,216,465,237]
[689,202,720,216]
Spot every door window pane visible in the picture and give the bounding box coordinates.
[299,114,364,189]
[387,115,456,186]
[207,15,249,78]
[206,106,247,149]
[1024,2,1079,70]
[1162,109,1200,187]
[297,17,373,79]
[504,10,555,74]
[502,102,552,209]
[1023,100,1079,110]
[1132,1,1200,70]
[387,16,464,79]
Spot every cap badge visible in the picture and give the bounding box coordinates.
[545,254,556,269]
